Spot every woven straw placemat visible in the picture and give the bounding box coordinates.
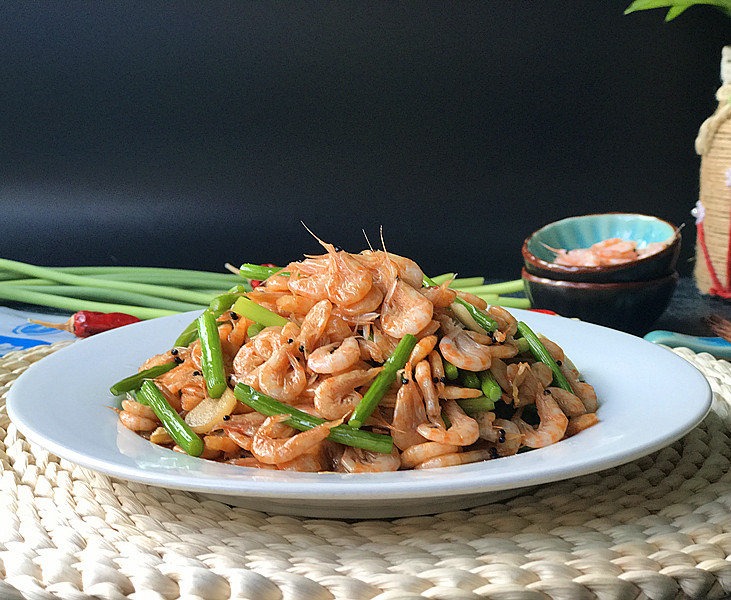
[2,342,731,600]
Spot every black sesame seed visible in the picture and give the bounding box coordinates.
[170,348,179,356]
[193,370,201,376]
[498,429,506,444]
[489,447,499,459]
[440,376,447,383]
[556,360,563,366]
[432,377,439,384]
[231,312,240,320]
[288,338,294,344]
[173,356,184,364]
[222,414,231,421]
[299,345,305,353]
[543,388,552,395]
[401,375,408,385]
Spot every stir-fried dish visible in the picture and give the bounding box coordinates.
[548,237,669,267]
[112,242,599,472]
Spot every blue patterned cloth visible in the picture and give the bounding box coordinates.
[0,307,75,356]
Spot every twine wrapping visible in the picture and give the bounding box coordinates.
[694,47,731,297]
[2,341,731,599]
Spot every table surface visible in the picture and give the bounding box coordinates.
[654,277,731,337]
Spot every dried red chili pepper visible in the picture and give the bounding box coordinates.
[250,263,280,289]
[29,311,142,338]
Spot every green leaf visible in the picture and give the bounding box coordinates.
[625,0,731,18]
[665,5,690,17]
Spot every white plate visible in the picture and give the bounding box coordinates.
[7,309,712,519]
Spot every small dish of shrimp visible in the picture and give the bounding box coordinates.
[522,213,681,283]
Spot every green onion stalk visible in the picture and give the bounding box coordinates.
[137,380,204,456]
[234,384,393,454]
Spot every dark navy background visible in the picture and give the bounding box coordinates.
[1,2,728,279]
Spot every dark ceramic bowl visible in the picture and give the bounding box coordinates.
[522,268,678,335]
[522,213,681,283]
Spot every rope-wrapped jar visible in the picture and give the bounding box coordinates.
[694,46,731,296]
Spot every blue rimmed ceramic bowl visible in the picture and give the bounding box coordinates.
[522,213,681,283]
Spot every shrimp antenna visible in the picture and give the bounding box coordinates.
[362,228,375,251]
[300,221,333,254]
[540,242,560,257]
[378,225,399,285]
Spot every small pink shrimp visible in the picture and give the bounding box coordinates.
[325,252,373,307]
[413,359,441,420]
[261,273,292,292]
[216,412,268,451]
[118,398,160,432]
[637,241,668,258]
[202,434,242,456]
[573,381,598,413]
[478,417,522,457]
[295,299,332,355]
[251,413,341,465]
[391,374,429,450]
[506,362,545,408]
[414,449,492,469]
[421,280,457,308]
[334,285,384,320]
[488,305,518,337]
[288,270,331,300]
[118,410,158,432]
[245,289,288,312]
[547,386,586,417]
[372,322,400,357]
[313,367,382,420]
[512,389,569,448]
[454,289,487,310]
[258,345,307,403]
[276,453,325,472]
[357,336,385,363]
[428,350,445,389]
[382,251,424,289]
[226,457,279,470]
[276,294,317,317]
[307,336,361,374]
[228,314,254,348]
[155,359,195,395]
[565,412,599,437]
[252,326,286,360]
[232,342,265,381]
[299,232,373,306]
[416,400,480,446]
[354,249,424,290]
[408,335,438,366]
[439,385,483,400]
[400,441,458,469]
[179,377,209,411]
[338,446,401,473]
[437,314,493,372]
[381,279,434,338]
[322,313,353,344]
